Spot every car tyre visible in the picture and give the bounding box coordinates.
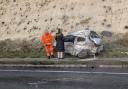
[77,50,88,59]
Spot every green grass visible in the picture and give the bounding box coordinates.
[0,39,46,58]
[99,32,128,58]
[99,49,128,58]
[0,32,128,58]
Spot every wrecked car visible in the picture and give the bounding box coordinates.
[64,30,103,58]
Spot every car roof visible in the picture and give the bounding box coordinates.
[68,30,91,37]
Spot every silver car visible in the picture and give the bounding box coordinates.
[64,30,103,58]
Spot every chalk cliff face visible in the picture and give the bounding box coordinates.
[0,0,128,40]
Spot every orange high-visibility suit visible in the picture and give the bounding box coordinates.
[41,32,54,57]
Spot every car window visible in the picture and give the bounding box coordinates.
[64,35,75,42]
[90,31,100,38]
[77,37,85,42]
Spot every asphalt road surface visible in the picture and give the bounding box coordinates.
[0,68,128,89]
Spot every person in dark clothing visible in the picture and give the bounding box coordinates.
[55,28,65,59]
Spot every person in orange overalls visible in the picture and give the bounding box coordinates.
[41,30,54,59]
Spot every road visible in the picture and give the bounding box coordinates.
[0,68,128,89]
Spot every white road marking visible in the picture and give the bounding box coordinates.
[28,81,48,85]
[0,70,128,75]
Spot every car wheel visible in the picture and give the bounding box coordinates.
[77,50,88,59]
[96,45,104,55]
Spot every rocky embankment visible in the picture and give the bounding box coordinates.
[0,0,128,40]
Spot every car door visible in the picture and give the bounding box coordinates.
[64,42,74,54]
[74,37,86,54]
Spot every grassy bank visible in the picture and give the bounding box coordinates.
[0,33,128,58]
[0,39,45,58]
[99,32,128,58]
